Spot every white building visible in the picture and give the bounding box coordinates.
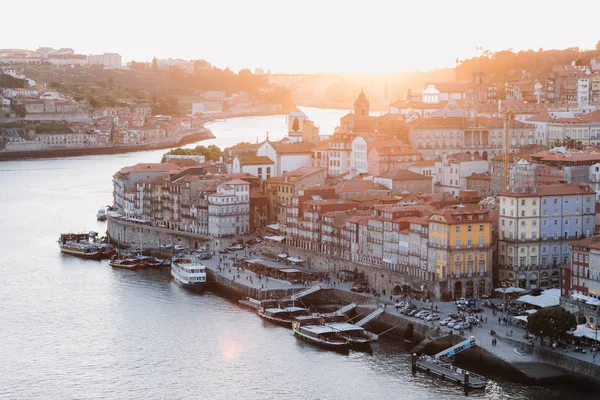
[256,140,314,177]
[350,134,372,174]
[88,53,122,68]
[434,153,489,196]
[207,179,250,237]
[192,101,223,115]
[578,78,591,109]
[231,155,274,180]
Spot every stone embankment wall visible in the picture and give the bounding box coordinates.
[107,216,212,250]
[262,242,438,298]
[497,335,600,381]
[206,269,289,301]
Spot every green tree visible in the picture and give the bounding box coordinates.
[161,145,223,163]
[152,57,158,70]
[575,57,584,66]
[527,306,576,341]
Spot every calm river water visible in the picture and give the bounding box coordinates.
[0,107,594,399]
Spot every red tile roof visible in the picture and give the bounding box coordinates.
[271,141,316,154]
[118,163,180,174]
[240,156,274,165]
[499,184,593,197]
[377,170,432,181]
[335,180,390,194]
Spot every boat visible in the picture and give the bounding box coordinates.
[96,207,107,221]
[99,244,116,259]
[292,320,351,351]
[109,257,139,270]
[258,306,309,327]
[325,322,378,347]
[135,255,162,268]
[171,255,207,291]
[57,233,103,260]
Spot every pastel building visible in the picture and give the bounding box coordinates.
[498,184,595,290]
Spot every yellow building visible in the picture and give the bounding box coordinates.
[428,207,492,300]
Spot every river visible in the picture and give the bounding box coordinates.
[0,107,594,399]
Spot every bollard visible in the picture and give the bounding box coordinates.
[411,353,417,375]
[464,371,470,396]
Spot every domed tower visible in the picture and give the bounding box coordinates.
[354,89,370,116]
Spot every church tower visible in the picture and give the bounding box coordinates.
[287,111,306,142]
[354,89,370,116]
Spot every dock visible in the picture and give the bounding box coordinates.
[413,355,486,389]
[411,336,486,391]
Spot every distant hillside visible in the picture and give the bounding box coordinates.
[456,43,600,83]
[19,65,294,115]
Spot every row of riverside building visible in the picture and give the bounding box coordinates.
[110,85,600,303]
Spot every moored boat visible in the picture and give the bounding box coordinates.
[109,257,139,270]
[258,306,309,327]
[96,207,107,221]
[325,322,378,348]
[291,320,350,351]
[58,233,103,260]
[171,255,207,291]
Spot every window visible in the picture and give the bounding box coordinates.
[479,237,484,247]
[467,238,472,247]
[455,239,461,248]
[455,226,460,233]
[521,200,525,206]
[468,225,472,232]
[479,224,484,232]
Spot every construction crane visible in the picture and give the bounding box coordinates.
[503,111,515,191]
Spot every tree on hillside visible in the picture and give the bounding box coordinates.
[130,61,148,70]
[527,306,576,341]
[161,144,223,163]
[152,57,158,70]
[597,40,600,53]
[552,136,583,150]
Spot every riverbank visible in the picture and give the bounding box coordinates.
[0,129,214,161]
[200,107,297,122]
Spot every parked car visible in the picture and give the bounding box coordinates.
[394,302,407,310]
[453,322,470,330]
[229,244,244,251]
[174,244,184,251]
[440,317,454,326]
[197,252,212,260]
[447,320,460,328]
[351,283,368,293]
[468,307,484,313]
[426,314,440,321]
[160,244,173,249]
[415,311,430,319]
[219,249,229,254]
[457,297,467,305]
[407,310,419,316]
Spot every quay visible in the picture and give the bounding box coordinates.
[106,221,600,387]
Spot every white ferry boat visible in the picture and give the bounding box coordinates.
[171,255,207,291]
[258,306,309,327]
[291,320,350,351]
[326,322,378,347]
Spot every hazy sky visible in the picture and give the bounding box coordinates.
[3,0,599,74]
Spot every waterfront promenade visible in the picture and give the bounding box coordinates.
[211,246,599,381]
